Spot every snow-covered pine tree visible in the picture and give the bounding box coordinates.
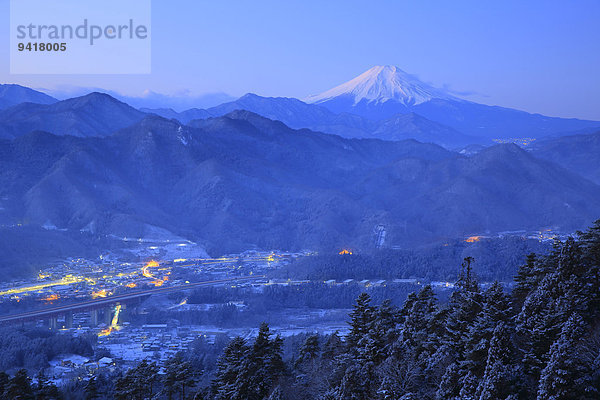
[213,337,248,400]
[347,293,375,351]
[513,253,539,311]
[463,281,512,376]
[363,299,399,365]
[444,258,483,359]
[477,322,520,400]
[246,323,285,400]
[537,314,594,400]
[436,362,461,400]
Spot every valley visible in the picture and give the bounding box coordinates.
[0,57,599,399]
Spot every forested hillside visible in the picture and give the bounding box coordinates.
[207,221,600,400]
[279,237,550,282]
[9,220,595,399]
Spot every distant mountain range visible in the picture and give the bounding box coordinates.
[1,71,599,262]
[140,66,600,147]
[304,66,600,139]
[530,130,600,185]
[2,68,599,148]
[0,92,145,139]
[1,111,599,257]
[0,88,477,148]
[0,84,57,110]
[139,107,212,122]
[142,94,476,148]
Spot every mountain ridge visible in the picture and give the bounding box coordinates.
[530,130,600,185]
[305,66,600,138]
[1,112,599,255]
[0,92,146,139]
[0,84,57,110]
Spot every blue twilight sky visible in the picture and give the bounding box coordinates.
[1,0,599,119]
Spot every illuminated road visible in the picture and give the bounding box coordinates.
[0,276,264,324]
[0,275,88,296]
[0,254,282,297]
[0,253,285,296]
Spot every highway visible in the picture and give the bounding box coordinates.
[0,275,265,324]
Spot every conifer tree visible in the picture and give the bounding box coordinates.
[114,374,132,400]
[246,323,285,400]
[376,343,422,399]
[476,323,518,400]
[463,281,512,375]
[444,257,482,357]
[401,285,437,354]
[458,257,478,293]
[4,369,34,400]
[0,372,9,397]
[398,292,418,325]
[163,353,196,400]
[335,363,375,400]
[213,337,248,400]
[193,387,211,400]
[296,334,320,368]
[347,293,375,350]
[517,238,588,378]
[513,253,539,310]
[322,331,343,361]
[436,363,461,400]
[84,376,99,400]
[267,385,284,400]
[364,299,399,365]
[295,334,328,399]
[577,218,600,319]
[115,359,160,400]
[398,394,418,400]
[33,370,60,400]
[537,314,592,400]
[457,370,477,400]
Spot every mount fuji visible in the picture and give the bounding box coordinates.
[307,65,600,140]
[307,65,456,107]
[306,65,458,119]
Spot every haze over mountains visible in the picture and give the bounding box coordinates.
[1,109,600,255]
[0,92,145,139]
[2,66,599,146]
[1,66,599,266]
[0,84,57,110]
[140,65,600,148]
[530,130,600,185]
[304,65,600,139]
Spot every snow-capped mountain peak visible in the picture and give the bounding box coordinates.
[306,65,455,106]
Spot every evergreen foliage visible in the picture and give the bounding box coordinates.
[5,219,600,399]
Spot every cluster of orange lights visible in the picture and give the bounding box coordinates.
[91,289,109,299]
[125,282,137,288]
[98,327,115,337]
[142,260,159,278]
[338,249,353,255]
[465,236,482,243]
[41,294,59,302]
[151,275,169,287]
[98,305,122,337]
